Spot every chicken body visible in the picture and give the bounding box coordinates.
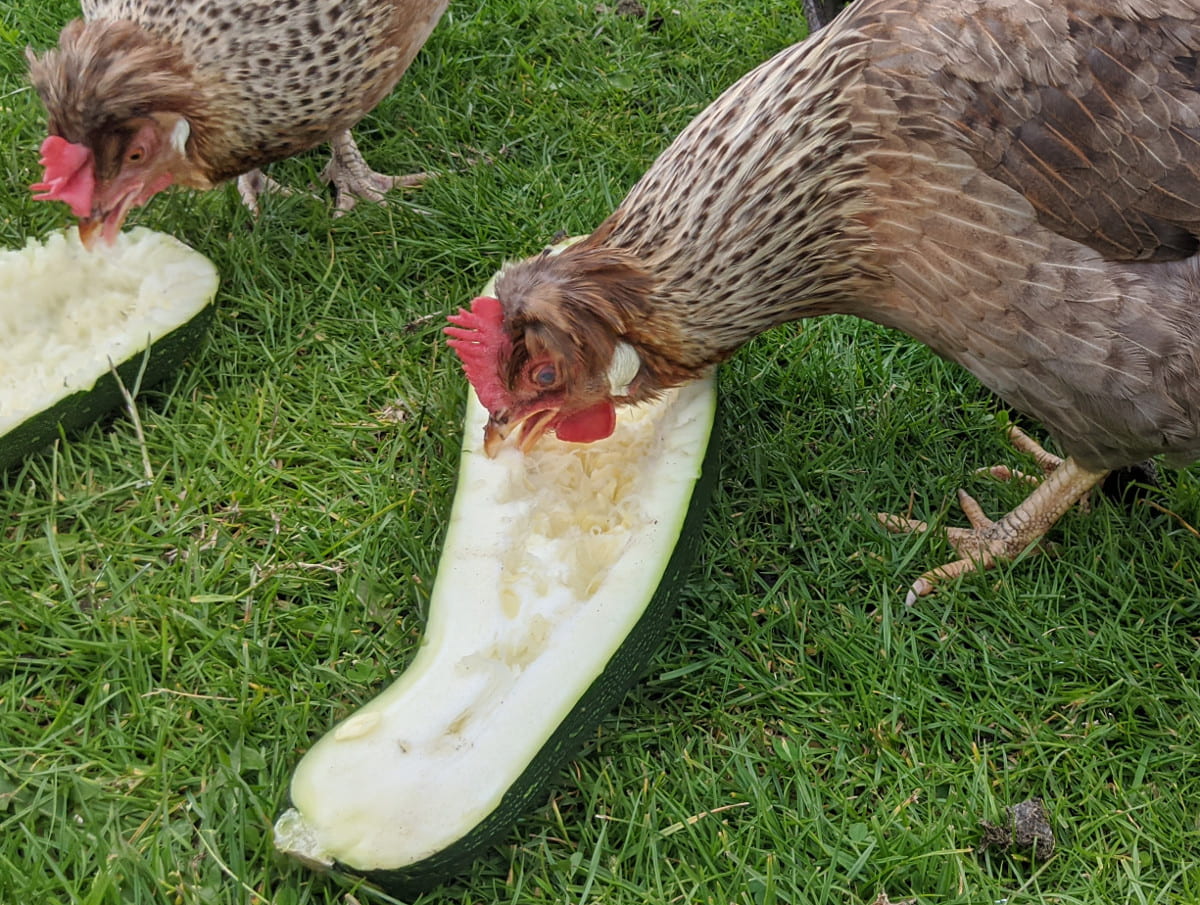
[28,0,449,241]
[449,0,1200,597]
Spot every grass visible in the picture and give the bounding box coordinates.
[2,1,1199,903]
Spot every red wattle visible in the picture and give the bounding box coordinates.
[554,401,617,443]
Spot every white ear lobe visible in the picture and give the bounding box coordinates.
[169,117,191,154]
[606,341,641,396]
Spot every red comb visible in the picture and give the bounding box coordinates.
[31,136,95,218]
[445,296,513,412]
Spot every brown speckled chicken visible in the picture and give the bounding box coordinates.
[27,0,449,244]
[447,0,1200,601]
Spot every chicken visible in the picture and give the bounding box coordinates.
[26,0,449,245]
[446,0,1200,601]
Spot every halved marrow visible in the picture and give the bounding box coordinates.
[274,371,719,892]
[0,227,219,470]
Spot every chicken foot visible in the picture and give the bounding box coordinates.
[234,130,433,215]
[977,424,1071,488]
[878,427,1109,604]
[322,129,433,212]
[236,168,297,215]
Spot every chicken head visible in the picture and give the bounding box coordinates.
[445,294,631,455]
[32,114,196,247]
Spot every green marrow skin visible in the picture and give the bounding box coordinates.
[334,402,721,896]
[0,304,214,472]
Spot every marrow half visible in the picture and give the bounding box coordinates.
[0,227,218,470]
[274,374,719,892]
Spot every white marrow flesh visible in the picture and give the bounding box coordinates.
[0,227,218,436]
[275,376,717,871]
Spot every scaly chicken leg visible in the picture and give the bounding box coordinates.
[879,428,1109,604]
[236,168,294,215]
[234,131,435,215]
[322,130,433,212]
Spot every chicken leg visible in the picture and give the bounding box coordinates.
[322,129,433,212]
[234,130,434,215]
[236,168,294,215]
[879,427,1110,604]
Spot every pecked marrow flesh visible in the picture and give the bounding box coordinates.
[0,227,218,470]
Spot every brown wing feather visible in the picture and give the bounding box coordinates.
[929,2,1200,262]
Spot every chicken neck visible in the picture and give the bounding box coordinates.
[590,26,890,384]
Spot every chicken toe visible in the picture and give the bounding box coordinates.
[977,426,1078,493]
[879,435,1109,604]
[236,168,294,215]
[322,130,433,212]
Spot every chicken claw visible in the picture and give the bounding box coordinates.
[322,129,433,212]
[879,428,1109,604]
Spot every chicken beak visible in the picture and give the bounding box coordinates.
[76,217,104,250]
[483,418,511,458]
[517,410,558,453]
[483,409,558,458]
[77,206,127,250]
[79,184,145,250]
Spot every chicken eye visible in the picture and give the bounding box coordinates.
[531,364,558,387]
[127,148,144,163]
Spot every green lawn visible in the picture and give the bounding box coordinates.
[2,2,1198,903]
